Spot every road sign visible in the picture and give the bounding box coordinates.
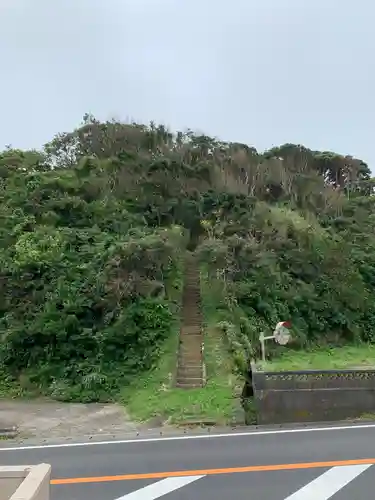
[274,321,291,345]
[259,321,291,362]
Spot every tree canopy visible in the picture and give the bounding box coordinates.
[1,115,374,400]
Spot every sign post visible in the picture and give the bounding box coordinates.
[259,321,291,363]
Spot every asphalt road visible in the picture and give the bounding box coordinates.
[2,423,375,499]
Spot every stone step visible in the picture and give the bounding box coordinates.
[179,340,202,346]
[179,342,202,348]
[181,314,201,320]
[179,344,202,351]
[179,354,202,361]
[180,328,201,335]
[178,351,202,359]
[178,360,203,366]
[179,337,202,342]
[177,364,202,371]
[181,303,201,309]
[179,338,202,345]
[177,369,203,378]
[176,381,204,389]
[178,356,202,363]
[179,344,202,350]
[180,339,202,344]
[177,361,203,376]
[181,300,200,306]
[179,347,202,353]
[179,348,202,353]
[180,337,201,342]
[176,376,203,383]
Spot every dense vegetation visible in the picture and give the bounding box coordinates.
[1,114,374,401]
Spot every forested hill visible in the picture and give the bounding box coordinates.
[0,114,374,402]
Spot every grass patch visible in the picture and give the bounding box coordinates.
[258,344,375,371]
[354,412,375,421]
[120,262,239,426]
[0,371,41,399]
[120,323,236,425]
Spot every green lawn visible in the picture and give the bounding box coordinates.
[120,265,242,426]
[258,344,375,371]
[120,324,237,425]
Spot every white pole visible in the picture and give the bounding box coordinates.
[260,333,266,363]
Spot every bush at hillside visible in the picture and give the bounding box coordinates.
[1,115,375,398]
[0,146,185,401]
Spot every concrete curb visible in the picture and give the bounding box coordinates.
[175,418,248,429]
[176,420,218,428]
[3,420,375,448]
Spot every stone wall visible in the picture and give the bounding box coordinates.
[251,362,375,424]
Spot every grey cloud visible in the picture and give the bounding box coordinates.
[1,0,374,168]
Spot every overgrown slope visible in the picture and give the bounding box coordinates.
[0,143,186,401]
[1,115,374,403]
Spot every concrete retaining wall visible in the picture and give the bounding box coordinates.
[0,465,51,500]
[251,362,375,424]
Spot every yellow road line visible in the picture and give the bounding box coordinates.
[51,457,375,485]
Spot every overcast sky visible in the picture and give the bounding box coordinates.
[1,0,374,168]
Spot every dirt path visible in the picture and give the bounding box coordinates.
[0,400,139,440]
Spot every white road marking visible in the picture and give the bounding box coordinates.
[284,464,372,499]
[113,475,204,499]
[1,423,375,452]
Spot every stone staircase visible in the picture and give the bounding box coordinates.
[176,255,205,389]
